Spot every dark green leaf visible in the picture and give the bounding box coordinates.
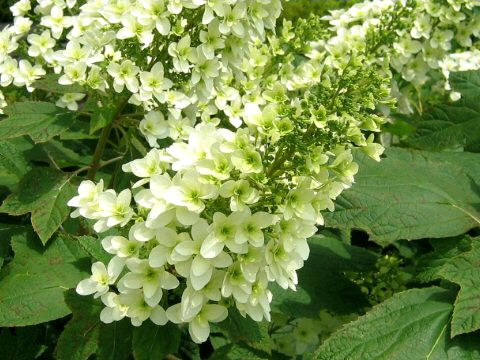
[0,327,44,360]
[97,320,133,360]
[0,167,77,244]
[0,102,75,143]
[314,287,455,360]
[217,308,273,354]
[132,321,181,360]
[324,148,480,246]
[271,235,377,317]
[56,290,102,360]
[0,138,32,190]
[438,238,480,336]
[0,230,89,326]
[83,96,116,134]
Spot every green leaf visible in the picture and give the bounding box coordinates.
[217,308,273,354]
[314,287,455,360]
[32,74,85,94]
[324,148,480,246]
[0,230,89,326]
[209,344,269,360]
[416,236,472,283]
[30,139,91,168]
[0,102,75,143]
[0,327,45,360]
[0,138,32,190]
[83,96,116,134]
[0,167,77,244]
[97,320,133,360]
[56,290,102,360]
[132,321,181,360]
[438,239,480,337]
[76,235,112,263]
[271,235,377,317]
[408,70,480,151]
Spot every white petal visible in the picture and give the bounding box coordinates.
[150,306,168,325]
[191,255,210,276]
[76,278,98,295]
[200,234,224,259]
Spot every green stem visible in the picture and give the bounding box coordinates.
[86,122,114,180]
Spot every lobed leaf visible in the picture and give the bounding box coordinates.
[0,101,75,143]
[0,229,89,326]
[324,148,480,245]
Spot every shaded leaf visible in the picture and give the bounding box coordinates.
[97,319,133,360]
[0,327,44,360]
[416,236,472,283]
[77,235,112,263]
[56,290,102,360]
[271,235,377,317]
[217,308,273,354]
[132,321,181,360]
[408,70,480,151]
[209,344,269,360]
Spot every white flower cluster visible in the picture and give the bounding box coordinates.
[0,0,281,114]
[1,0,391,344]
[323,0,480,111]
[70,117,362,342]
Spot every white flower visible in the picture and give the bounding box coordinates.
[68,180,104,218]
[122,148,171,188]
[27,30,55,57]
[167,302,228,343]
[139,111,170,147]
[234,208,275,247]
[122,258,179,306]
[172,219,232,290]
[168,35,197,73]
[283,188,316,222]
[200,211,247,258]
[56,93,85,111]
[120,289,168,326]
[14,60,46,90]
[219,180,259,211]
[76,257,125,298]
[107,60,140,93]
[40,6,72,39]
[94,189,134,232]
[139,62,173,101]
[163,171,218,213]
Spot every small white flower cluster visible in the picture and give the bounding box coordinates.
[323,0,480,111]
